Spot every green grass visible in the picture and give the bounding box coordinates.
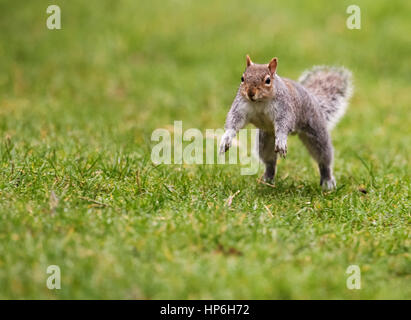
[0,0,410,299]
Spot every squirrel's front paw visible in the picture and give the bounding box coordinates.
[275,139,287,158]
[219,133,232,154]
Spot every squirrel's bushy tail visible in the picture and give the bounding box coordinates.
[299,66,353,129]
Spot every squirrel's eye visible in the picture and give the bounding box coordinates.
[241,76,244,82]
[265,77,271,85]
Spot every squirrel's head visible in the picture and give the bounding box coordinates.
[240,55,278,102]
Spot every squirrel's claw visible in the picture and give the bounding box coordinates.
[275,140,287,158]
[219,133,232,154]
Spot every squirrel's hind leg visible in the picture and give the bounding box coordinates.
[298,130,336,190]
[257,130,277,183]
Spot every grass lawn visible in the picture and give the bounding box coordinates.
[0,0,409,299]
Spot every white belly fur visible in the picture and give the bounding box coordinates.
[245,101,275,132]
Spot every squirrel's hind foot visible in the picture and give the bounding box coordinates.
[321,176,336,191]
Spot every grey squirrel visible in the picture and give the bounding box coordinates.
[219,55,353,190]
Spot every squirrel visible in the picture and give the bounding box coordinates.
[219,55,353,190]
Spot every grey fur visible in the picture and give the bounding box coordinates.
[220,60,353,190]
[299,66,353,129]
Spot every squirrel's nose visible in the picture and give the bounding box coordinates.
[248,89,256,99]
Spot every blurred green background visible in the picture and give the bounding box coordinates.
[0,0,409,299]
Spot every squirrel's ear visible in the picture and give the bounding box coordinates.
[268,57,278,75]
[246,55,253,67]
